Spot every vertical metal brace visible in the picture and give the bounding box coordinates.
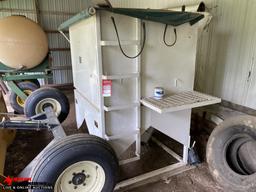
[183,136,190,163]
[135,18,142,157]
[96,12,106,139]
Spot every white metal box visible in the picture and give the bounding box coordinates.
[69,9,220,160]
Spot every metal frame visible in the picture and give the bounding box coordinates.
[93,13,143,162]
[0,56,52,99]
[16,107,67,178]
[0,107,192,191]
[114,133,191,191]
[60,8,221,191]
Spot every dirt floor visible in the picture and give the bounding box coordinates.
[4,90,224,192]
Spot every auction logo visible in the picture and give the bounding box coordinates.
[0,175,53,191]
[3,176,31,186]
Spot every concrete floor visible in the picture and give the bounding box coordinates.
[5,90,224,192]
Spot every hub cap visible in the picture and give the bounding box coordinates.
[35,98,61,116]
[54,161,105,192]
[16,90,33,107]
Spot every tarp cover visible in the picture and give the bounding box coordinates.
[98,7,204,26]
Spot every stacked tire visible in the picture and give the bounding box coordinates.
[207,115,256,192]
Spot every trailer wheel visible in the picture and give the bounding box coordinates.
[24,79,40,88]
[207,115,256,192]
[16,79,41,88]
[10,81,38,114]
[30,134,119,192]
[24,87,69,123]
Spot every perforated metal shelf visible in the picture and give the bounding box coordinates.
[141,91,221,114]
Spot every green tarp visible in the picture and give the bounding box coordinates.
[59,7,205,30]
[98,7,204,26]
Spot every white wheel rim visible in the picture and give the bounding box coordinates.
[54,161,105,192]
[35,98,62,117]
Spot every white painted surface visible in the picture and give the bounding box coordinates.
[70,16,101,108]
[110,0,256,109]
[69,7,216,157]
[141,91,221,114]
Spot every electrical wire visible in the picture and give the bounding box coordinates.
[163,24,177,47]
[111,17,146,59]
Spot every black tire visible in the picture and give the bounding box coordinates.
[9,82,38,114]
[207,115,256,192]
[226,136,252,175]
[29,134,119,192]
[16,79,41,88]
[238,141,256,174]
[25,79,41,88]
[24,87,69,123]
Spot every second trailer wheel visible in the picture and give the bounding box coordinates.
[10,81,38,114]
[24,87,70,123]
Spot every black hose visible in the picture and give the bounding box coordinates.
[163,24,177,47]
[111,16,146,59]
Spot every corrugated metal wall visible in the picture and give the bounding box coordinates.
[0,0,90,84]
[0,0,37,21]
[1,0,256,109]
[37,0,90,84]
[195,0,256,109]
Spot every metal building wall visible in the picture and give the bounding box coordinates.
[37,0,90,84]
[2,0,256,109]
[0,0,90,85]
[195,0,256,109]
[0,0,37,21]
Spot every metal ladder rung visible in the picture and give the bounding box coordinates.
[104,103,140,112]
[105,129,140,141]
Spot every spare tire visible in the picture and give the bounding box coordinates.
[207,115,256,192]
[238,140,256,174]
